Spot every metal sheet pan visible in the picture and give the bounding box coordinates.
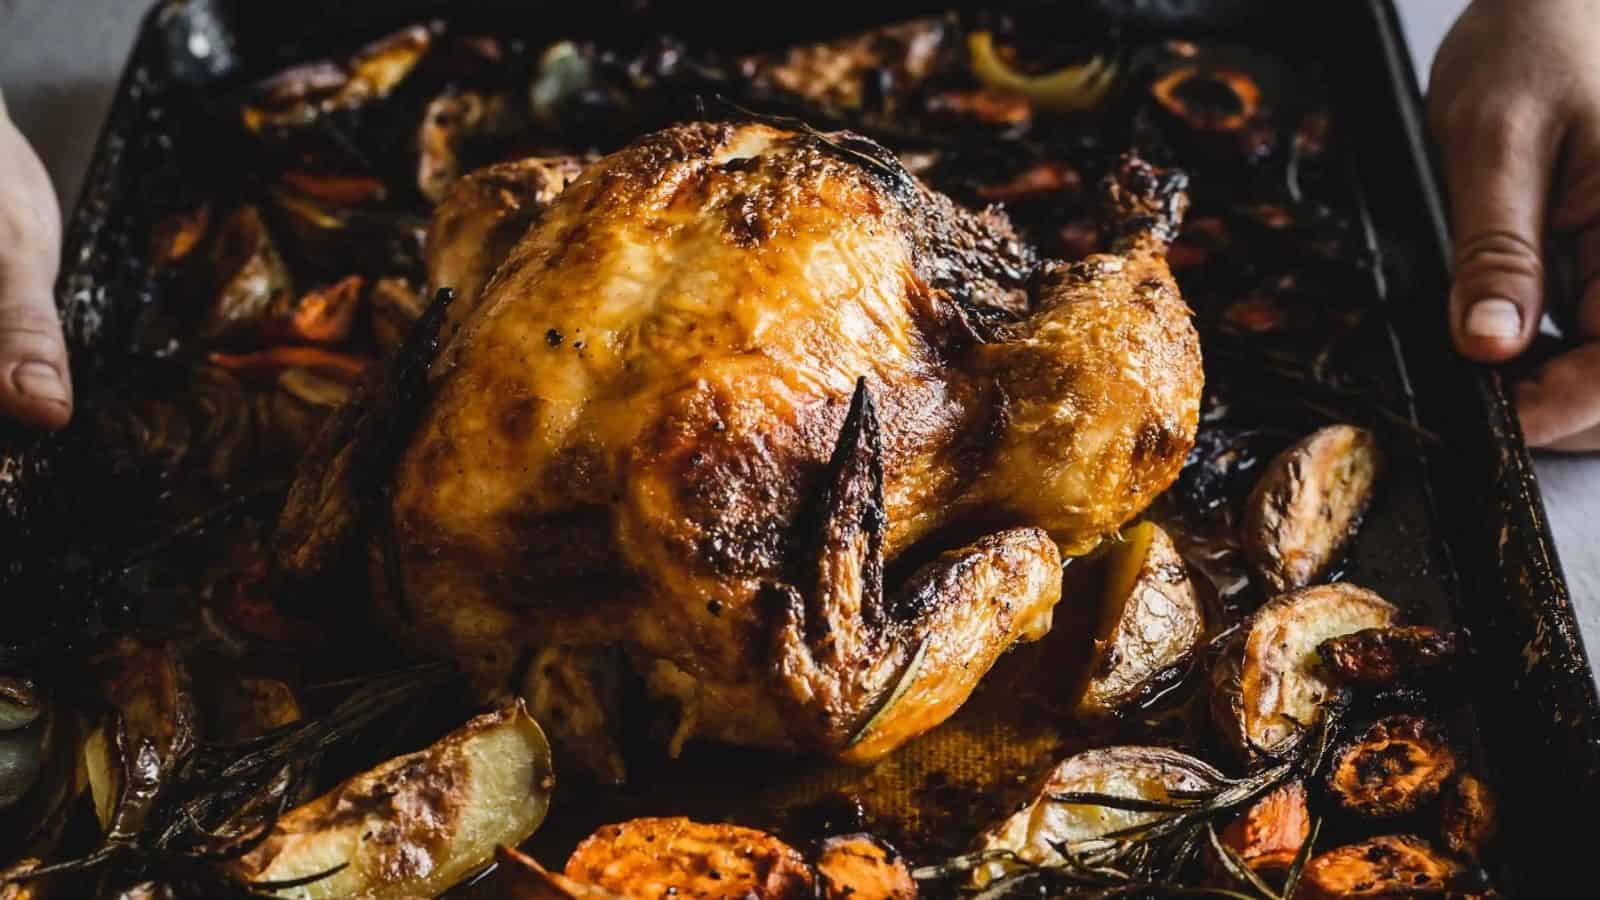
[2,1,1598,895]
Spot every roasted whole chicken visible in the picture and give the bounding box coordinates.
[276,120,1202,769]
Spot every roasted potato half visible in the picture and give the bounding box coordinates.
[816,834,916,900]
[1218,782,1309,875]
[231,701,553,899]
[1318,626,1466,686]
[971,746,1223,886]
[1327,715,1457,819]
[1076,521,1204,717]
[1298,834,1459,899]
[564,817,814,900]
[1244,425,1382,593]
[1439,774,1497,859]
[1213,583,1396,758]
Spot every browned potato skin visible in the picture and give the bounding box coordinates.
[1219,782,1309,875]
[1216,583,1397,758]
[1328,716,1457,819]
[1440,774,1497,859]
[1076,521,1203,717]
[231,702,553,900]
[816,834,917,900]
[565,817,815,900]
[1319,626,1466,686]
[1244,424,1382,593]
[1299,835,1459,899]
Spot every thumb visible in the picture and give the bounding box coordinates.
[1435,100,1559,363]
[0,92,72,432]
[0,262,72,432]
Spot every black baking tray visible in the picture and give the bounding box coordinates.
[3,0,1599,895]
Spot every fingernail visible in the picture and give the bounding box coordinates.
[12,361,69,407]
[1464,298,1522,339]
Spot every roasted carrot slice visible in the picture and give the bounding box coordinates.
[565,817,814,900]
[208,347,371,383]
[274,275,364,344]
[1219,782,1309,875]
[279,170,388,205]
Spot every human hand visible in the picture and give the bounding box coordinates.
[1429,0,1600,451]
[0,89,71,431]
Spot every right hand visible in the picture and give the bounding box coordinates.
[0,89,72,431]
[1428,0,1600,451]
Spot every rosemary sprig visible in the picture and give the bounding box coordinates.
[918,709,1341,898]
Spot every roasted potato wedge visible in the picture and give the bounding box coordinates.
[1439,774,1497,859]
[1218,781,1309,875]
[1244,425,1382,593]
[817,834,916,900]
[1214,583,1396,757]
[1076,521,1204,717]
[1319,626,1466,686]
[971,746,1223,886]
[564,817,814,900]
[1328,715,1457,819]
[1298,834,1459,899]
[231,702,553,899]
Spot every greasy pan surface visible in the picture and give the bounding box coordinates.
[0,0,1597,897]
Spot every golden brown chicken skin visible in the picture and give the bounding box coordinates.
[277,121,1201,767]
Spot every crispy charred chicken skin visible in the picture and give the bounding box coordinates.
[275,121,1202,766]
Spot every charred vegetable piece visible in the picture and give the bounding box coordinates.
[565,817,815,900]
[271,275,364,344]
[150,203,211,269]
[482,845,625,899]
[927,88,1032,127]
[84,638,197,837]
[1298,835,1459,899]
[231,701,553,899]
[0,859,45,900]
[1,704,81,860]
[242,25,431,133]
[1319,626,1467,686]
[971,746,1224,886]
[1214,584,1396,758]
[1218,781,1309,876]
[0,678,40,731]
[1076,521,1203,717]
[196,205,294,343]
[975,160,1083,202]
[744,18,948,115]
[269,367,356,454]
[1244,425,1383,593]
[816,834,916,900]
[1328,715,1457,819]
[1151,65,1261,133]
[1439,774,1497,859]
[968,32,1117,113]
[0,720,43,809]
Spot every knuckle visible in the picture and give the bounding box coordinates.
[1454,230,1544,281]
[0,301,66,361]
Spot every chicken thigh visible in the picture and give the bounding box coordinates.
[276,121,1202,768]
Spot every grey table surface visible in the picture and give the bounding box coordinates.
[3,0,1596,664]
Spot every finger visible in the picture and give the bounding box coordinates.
[0,264,72,431]
[1435,96,1560,362]
[1541,422,1600,453]
[1514,342,1600,448]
